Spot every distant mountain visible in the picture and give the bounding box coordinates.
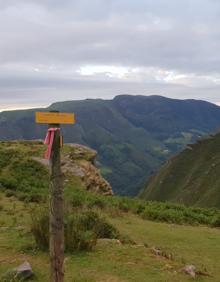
[1,95,220,195]
[140,132,220,208]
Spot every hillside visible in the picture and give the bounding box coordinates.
[140,132,220,208]
[1,192,220,281]
[0,140,220,281]
[0,140,113,202]
[1,95,220,195]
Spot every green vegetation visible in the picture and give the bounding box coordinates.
[31,209,120,252]
[1,95,220,195]
[1,192,220,281]
[0,141,48,203]
[1,140,219,227]
[140,132,220,208]
[64,185,220,226]
[0,140,220,281]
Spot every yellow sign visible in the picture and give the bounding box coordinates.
[35,112,75,124]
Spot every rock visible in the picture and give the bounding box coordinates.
[150,246,173,260]
[64,145,113,195]
[97,238,122,246]
[151,246,162,256]
[2,261,34,281]
[33,143,113,196]
[182,264,196,278]
[79,160,113,195]
[67,143,97,164]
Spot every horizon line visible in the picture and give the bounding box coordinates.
[0,95,220,113]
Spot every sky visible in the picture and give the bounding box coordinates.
[1,0,220,111]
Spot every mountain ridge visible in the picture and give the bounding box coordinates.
[1,94,220,195]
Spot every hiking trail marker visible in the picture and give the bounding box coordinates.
[35,111,75,282]
[36,111,75,124]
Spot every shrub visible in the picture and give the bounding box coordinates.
[0,219,6,227]
[136,203,145,214]
[16,192,28,202]
[68,192,85,208]
[30,209,120,252]
[211,216,220,227]
[118,201,129,212]
[93,217,120,239]
[28,193,44,203]
[17,191,44,203]
[0,158,49,201]
[30,210,49,250]
[5,190,16,197]
[65,214,96,252]
[140,203,219,225]
[0,176,17,190]
[87,197,107,209]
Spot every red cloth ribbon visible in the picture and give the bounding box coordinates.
[44,128,60,159]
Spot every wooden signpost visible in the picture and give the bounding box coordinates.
[35,111,75,282]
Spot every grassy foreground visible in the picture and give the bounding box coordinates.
[1,192,220,282]
[0,141,220,281]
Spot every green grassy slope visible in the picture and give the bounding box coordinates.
[0,141,220,281]
[1,140,219,227]
[140,132,220,208]
[1,95,220,196]
[1,193,220,282]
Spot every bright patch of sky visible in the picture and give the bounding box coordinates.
[77,65,130,78]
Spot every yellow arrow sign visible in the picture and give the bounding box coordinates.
[35,112,75,124]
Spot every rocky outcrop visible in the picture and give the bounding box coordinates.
[34,143,113,196]
[62,144,113,195]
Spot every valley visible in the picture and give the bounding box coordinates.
[1,95,220,196]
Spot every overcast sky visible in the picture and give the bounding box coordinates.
[1,0,220,111]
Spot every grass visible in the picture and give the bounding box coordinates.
[1,140,220,281]
[64,184,220,227]
[141,132,220,208]
[1,192,220,281]
[31,209,120,252]
[111,215,220,280]
[1,140,219,227]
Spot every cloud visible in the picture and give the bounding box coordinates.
[0,0,220,109]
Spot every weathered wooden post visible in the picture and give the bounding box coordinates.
[35,111,75,282]
[49,119,64,282]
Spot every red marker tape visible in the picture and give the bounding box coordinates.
[44,128,60,159]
